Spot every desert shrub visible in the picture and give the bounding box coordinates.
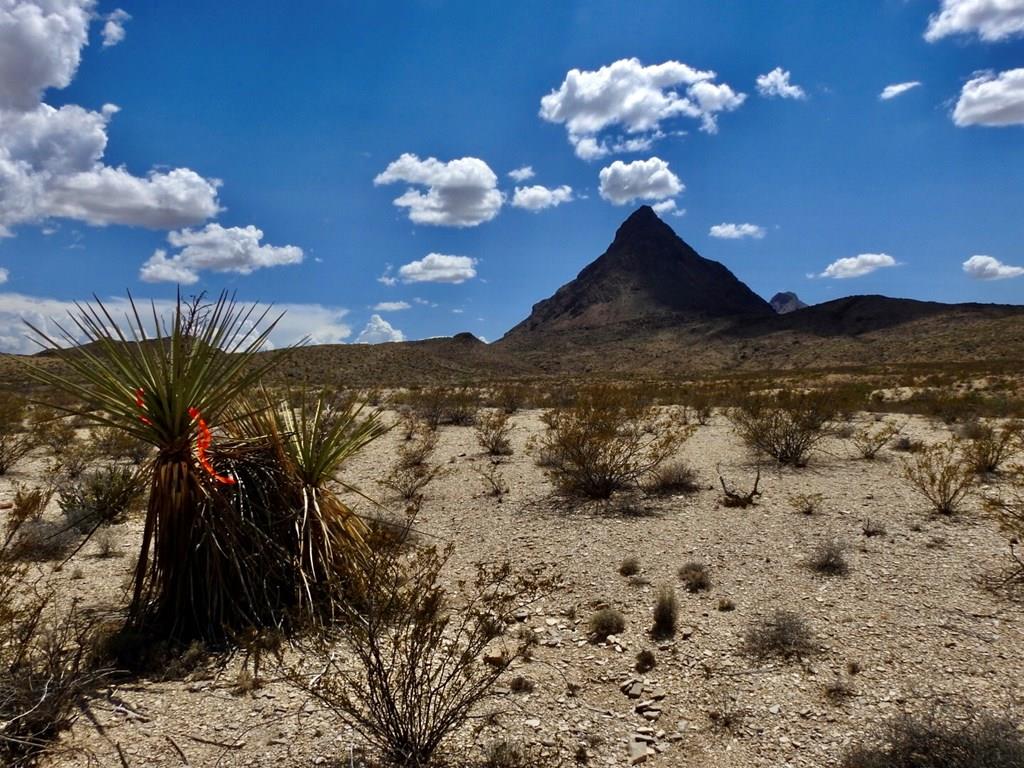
[730,390,837,466]
[93,529,120,559]
[824,677,855,704]
[384,417,444,499]
[492,385,527,414]
[892,435,925,453]
[475,410,514,456]
[635,649,656,673]
[537,387,692,499]
[678,561,711,592]
[651,586,678,639]
[477,462,509,499]
[291,532,550,768]
[743,610,815,660]
[90,424,151,464]
[789,492,824,516]
[483,740,531,768]
[589,608,625,641]
[618,557,641,577]
[643,460,700,495]
[28,408,77,457]
[11,483,53,523]
[902,440,975,515]
[406,387,480,428]
[963,421,1022,475]
[1,517,109,765]
[0,415,33,475]
[806,540,850,576]
[985,465,1024,589]
[851,422,901,460]
[841,705,1024,768]
[58,463,147,534]
[508,675,534,694]
[717,598,736,612]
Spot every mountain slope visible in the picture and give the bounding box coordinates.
[503,206,772,342]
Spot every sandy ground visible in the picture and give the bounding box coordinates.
[3,410,1023,768]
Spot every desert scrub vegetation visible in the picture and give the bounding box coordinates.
[24,292,386,643]
[841,704,1024,768]
[789,492,824,516]
[475,409,514,456]
[986,464,1024,590]
[651,585,678,639]
[643,459,700,495]
[962,420,1022,475]
[536,386,692,499]
[291,523,553,768]
[902,439,975,515]
[806,539,850,576]
[57,463,147,534]
[743,610,815,661]
[850,420,901,460]
[730,390,838,466]
[0,393,33,475]
[678,561,711,592]
[384,419,445,500]
[1,511,109,765]
[589,608,625,641]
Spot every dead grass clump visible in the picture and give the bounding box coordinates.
[840,705,1024,768]
[806,540,850,576]
[618,557,641,577]
[851,422,901,460]
[789,492,824,516]
[644,460,700,495]
[588,608,625,641]
[730,390,837,467]
[483,740,532,768]
[537,386,692,500]
[678,561,711,592]
[635,649,656,673]
[651,586,678,639]
[862,518,887,538]
[475,410,514,456]
[743,610,815,660]
[964,421,1022,475]
[508,675,535,694]
[902,440,975,515]
[384,424,444,500]
[477,462,509,499]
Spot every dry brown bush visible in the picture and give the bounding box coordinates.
[536,387,692,499]
[851,421,902,460]
[902,440,975,515]
[475,410,514,456]
[0,395,33,475]
[290,521,553,768]
[963,420,1022,475]
[743,610,815,661]
[730,390,838,467]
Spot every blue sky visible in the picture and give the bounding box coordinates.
[0,0,1022,350]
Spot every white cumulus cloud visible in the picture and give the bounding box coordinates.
[0,1,222,235]
[372,301,411,311]
[880,81,922,100]
[598,157,683,205]
[818,253,897,279]
[953,68,1024,126]
[709,222,766,239]
[139,223,303,284]
[962,254,1024,279]
[651,199,684,217]
[508,165,534,182]
[511,184,573,211]
[356,314,405,344]
[374,153,503,227]
[755,68,806,100]
[397,253,477,284]
[0,292,352,354]
[101,8,130,47]
[925,0,1024,42]
[539,58,745,159]
[0,267,7,284]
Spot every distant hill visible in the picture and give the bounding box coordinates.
[6,206,1024,387]
[770,291,807,314]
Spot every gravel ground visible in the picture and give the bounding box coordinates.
[3,410,1022,768]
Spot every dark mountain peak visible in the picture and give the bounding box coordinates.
[770,291,808,314]
[501,207,773,342]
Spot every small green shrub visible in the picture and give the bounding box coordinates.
[475,410,514,456]
[730,391,837,467]
[58,463,146,534]
[902,440,975,515]
[589,608,625,641]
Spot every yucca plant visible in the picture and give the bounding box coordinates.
[230,388,389,622]
[22,292,295,640]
